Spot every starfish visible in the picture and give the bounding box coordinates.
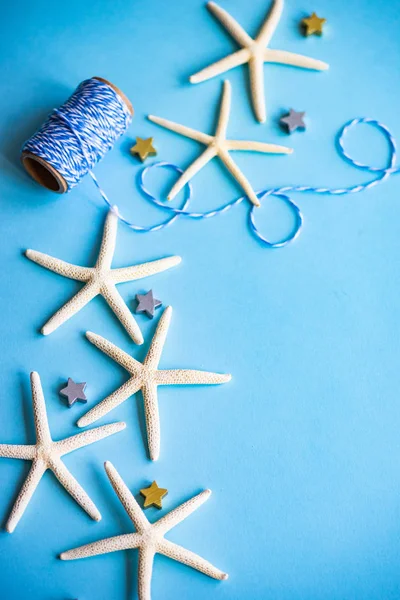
[25,210,181,344]
[0,372,126,532]
[77,306,231,461]
[60,377,87,407]
[149,80,291,207]
[60,461,228,600]
[189,0,329,123]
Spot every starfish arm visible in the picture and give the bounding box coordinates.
[142,382,161,461]
[50,458,101,521]
[60,533,140,560]
[41,281,99,336]
[207,1,253,47]
[105,461,150,533]
[249,56,266,123]
[226,139,292,153]
[154,490,211,535]
[138,545,156,600]
[168,146,216,201]
[0,444,36,460]
[144,306,172,370]
[55,422,126,456]
[86,331,142,374]
[96,210,118,270]
[265,49,329,70]
[158,539,228,581]
[256,0,283,45]
[226,140,293,154]
[25,250,92,282]
[218,148,260,207]
[77,378,142,428]
[156,369,231,386]
[215,80,231,139]
[102,284,144,345]
[190,48,250,84]
[148,115,213,145]
[30,371,52,444]
[111,256,182,285]
[6,459,46,533]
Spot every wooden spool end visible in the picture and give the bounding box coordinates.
[21,77,133,193]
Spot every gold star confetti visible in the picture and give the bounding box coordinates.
[140,481,168,509]
[130,137,157,161]
[302,12,326,36]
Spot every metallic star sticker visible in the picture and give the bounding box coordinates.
[60,462,228,599]
[149,80,292,207]
[130,137,157,161]
[135,290,162,318]
[140,481,168,509]
[0,372,125,532]
[25,210,181,344]
[302,13,326,36]
[189,0,329,122]
[280,109,306,133]
[60,378,87,407]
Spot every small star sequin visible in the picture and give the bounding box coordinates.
[140,481,168,509]
[60,378,87,407]
[302,13,326,36]
[280,109,306,133]
[130,137,157,161]
[135,290,162,318]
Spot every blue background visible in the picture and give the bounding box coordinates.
[1,0,400,598]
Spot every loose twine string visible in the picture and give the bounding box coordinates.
[23,79,400,249]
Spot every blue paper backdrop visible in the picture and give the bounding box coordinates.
[1,0,400,598]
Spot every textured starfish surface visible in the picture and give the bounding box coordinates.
[0,372,126,532]
[25,210,181,344]
[78,306,231,460]
[60,461,228,600]
[190,0,329,122]
[149,80,291,206]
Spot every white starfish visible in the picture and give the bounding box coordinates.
[0,372,126,532]
[190,0,329,123]
[60,461,228,600]
[25,210,181,344]
[77,306,231,461]
[148,79,292,207]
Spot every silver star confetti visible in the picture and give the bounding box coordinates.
[60,378,87,407]
[135,290,162,319]
[280,109,306,133]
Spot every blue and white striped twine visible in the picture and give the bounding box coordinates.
[23,78,400,249]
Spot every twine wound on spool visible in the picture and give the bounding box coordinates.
[21,77,133,193]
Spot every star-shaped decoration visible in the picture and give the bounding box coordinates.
[0,372,125,532]
[302,12,326,36]
[135,290,162,318]
[25,209,181,344]
[189,0,329,123]
[140,481,168,509]
[149,80,292,207]
[130,137,157,161]
[60,378,87,407]
[60,461,228,599]
[77,306,231,461]
[280,109,306,133]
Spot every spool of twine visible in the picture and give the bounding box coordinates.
[21,77,133,193]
